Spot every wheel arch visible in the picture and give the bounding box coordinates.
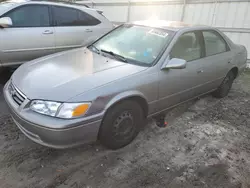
[97,91,149,140]
[104,91,149,118]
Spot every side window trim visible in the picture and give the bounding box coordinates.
[48,5,53,27]
[202,29,230,58]
[170,30,203,62]
[51,5,56,26]
[1,4,52,28]
[196,30,205,59]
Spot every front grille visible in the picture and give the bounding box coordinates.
[8,82,26,105]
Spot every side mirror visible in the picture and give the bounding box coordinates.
[162,58,187,69]
[0,17,12,28]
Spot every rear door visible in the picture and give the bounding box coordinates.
[0,4,55,66]
[52,6,104,53]
[198,30,233,93]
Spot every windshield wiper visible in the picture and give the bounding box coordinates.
[100,49,128,63]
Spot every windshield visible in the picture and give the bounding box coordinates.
[0,2,15,14]
[91,24,174,66]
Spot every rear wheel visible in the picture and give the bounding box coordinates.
[212,71,235,98]
[99,100,144,150]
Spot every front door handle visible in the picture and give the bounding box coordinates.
[85,29,93,33]
[197,70,204,74]
[43,30,53,34]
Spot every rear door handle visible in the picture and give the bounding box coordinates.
[197,70,204,74]
[85,29,93,33]
[43,30,53,35]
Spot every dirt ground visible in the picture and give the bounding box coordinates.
[1,70,250,188]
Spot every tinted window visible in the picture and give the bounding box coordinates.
[203,31,228,56]
[53,6,78,26]
[170,32,201,62]
[5,5,50,27]
[53,6,100,26]
[78,10,101,25]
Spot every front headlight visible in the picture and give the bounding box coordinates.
[30,100,61,117]
[30,100,91,119]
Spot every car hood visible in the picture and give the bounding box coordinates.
[12,48,148,101]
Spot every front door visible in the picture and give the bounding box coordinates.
[157,31,205,112]
[0,4,55,66]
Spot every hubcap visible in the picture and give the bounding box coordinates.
[113,111,134,139]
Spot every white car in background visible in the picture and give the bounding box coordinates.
[0,0,113,67]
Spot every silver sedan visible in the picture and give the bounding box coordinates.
[3,20,247,149]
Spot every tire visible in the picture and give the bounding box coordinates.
[99,100,144,150]
[212,71,235,98]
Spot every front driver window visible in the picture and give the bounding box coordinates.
[170,32,202,62]
[5,5,50,27]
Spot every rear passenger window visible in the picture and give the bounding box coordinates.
[53,6,100,26]
[170,32,201,62]
[78,11,101,25]
[53,6,78,26]
[203,31,228,56]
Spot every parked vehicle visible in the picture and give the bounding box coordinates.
[0,0,113,67]
[4,20,247,149]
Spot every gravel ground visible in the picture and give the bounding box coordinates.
[0,70,250,188]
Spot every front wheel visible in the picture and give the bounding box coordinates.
[99,100,144,150]
[212,71,235,98]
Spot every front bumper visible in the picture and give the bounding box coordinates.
[10,108,102,149]
[3,81,102,149]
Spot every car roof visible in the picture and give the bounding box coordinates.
[131,20,213,32]
[1,0,90,9]
[30,0,89,7]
